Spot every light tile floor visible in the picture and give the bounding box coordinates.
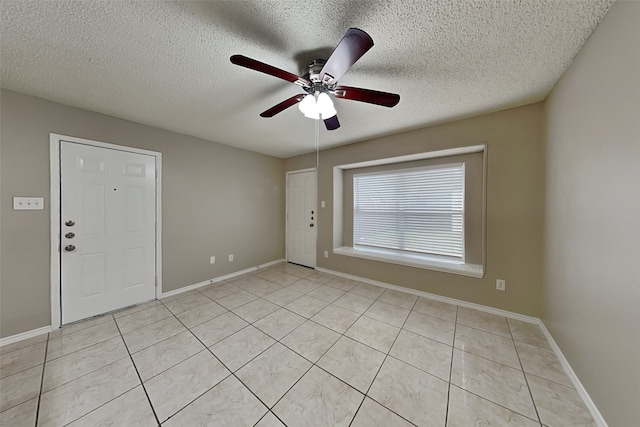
[0,262,597,426]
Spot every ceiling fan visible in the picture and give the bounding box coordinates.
[230,28,400,131]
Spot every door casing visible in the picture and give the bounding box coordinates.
[285,168,317,268]
[49,134,162,330]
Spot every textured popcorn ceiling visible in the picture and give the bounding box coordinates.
[0,0,614,157]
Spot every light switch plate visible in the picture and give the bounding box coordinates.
[13,197,45,210]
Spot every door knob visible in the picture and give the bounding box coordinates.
[64,245,76,252]
[65,220,75,227]
[65,232,75,239]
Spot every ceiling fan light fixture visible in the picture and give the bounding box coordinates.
[298,94,320,119]
[298,93,336,120]
[317,92,337,119]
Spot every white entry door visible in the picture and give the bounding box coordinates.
[60,141,157,324]
[287,170,316,268]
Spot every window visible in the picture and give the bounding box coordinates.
[353,163,465,261]
[332,145,485,278]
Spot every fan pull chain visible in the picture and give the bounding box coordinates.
[315,118,320,171]
[315,118,320,222]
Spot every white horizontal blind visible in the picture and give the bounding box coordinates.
[353,163,465,259]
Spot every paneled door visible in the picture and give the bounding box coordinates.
[60,141,156,324]
[286,170,316,268]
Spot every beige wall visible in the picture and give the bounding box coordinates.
[0,90,285,338]
[543,2,640,426]
[286,103,545,316]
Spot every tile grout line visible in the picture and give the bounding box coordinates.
[447,384,542,424]
[0,341,48,384]
[365,296,417,400]
[344,294,420,427]
[115,283,267,389]
[456,320,515,340]
[253,281,371,424]
[113,316,162,426]
[32,332,50,427]
[38,315,144,426]
[159,298,280,425]
[35,318,128,389]
[510,322,543,425]
[222,282,354,417]
[524,371,585,390]
[266,287,372,416]
[193,273,386,423]
[450,312,544,423]
[52,380,140,425]
[444,304,459,427]
[47,313,114,340]
[447,320,554,374]
[43,321,122,365]
[295,266,550,425]
[253,272,438,425]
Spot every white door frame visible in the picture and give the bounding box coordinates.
[285,168,317,267]
[49,133,162,330]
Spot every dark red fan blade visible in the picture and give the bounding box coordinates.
[333,85,400,107]
[231,55,310,87]
[319,28,374,85]
[260,94,306,117]
[324,115,340,130]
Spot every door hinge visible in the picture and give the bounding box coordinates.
[155,277,158,287]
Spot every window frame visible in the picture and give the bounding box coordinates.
[331,144,486,278]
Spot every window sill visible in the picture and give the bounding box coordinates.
[333,246,484,278]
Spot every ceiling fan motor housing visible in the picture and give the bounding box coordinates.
[303,59,334,94]
[303,59,326,83]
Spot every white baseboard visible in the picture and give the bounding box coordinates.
[315,267,538,324]
[160,259,284,299]
[316,266,607,427]
[537,321,608,427]
[0,325,52,348]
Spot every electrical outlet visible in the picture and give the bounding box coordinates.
[496,279,506,291]
[228,254,234,262]
[210,256,215,264]
[324,250,328,258]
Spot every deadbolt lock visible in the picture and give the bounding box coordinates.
[65,220,75,227]
[64,245,76,252]
[65,232,75,239]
